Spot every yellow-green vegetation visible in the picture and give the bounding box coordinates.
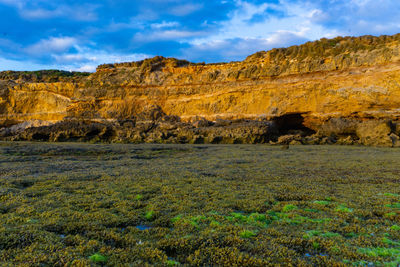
[335,204,353,213]
[247,33,400,63]
[89,253,107,263]
[0,142,400,266]
[0,70,90,82]
[282,204,298,213]
[313,200,331,206]
[145,210,155,221]
[166,259,180,266]
[239,230,257,238]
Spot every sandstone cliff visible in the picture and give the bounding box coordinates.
[1,34,400,145]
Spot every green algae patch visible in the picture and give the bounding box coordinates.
[171,214,183,224]
[312,241,320,250]
[358,247,400,258]
[2,143,400,266]
[382,237,400,246]
[384,193,400,198]
[167,259,180,266]
[335,204,353,213]
[385,212,397,218]
[282,204,298,213]
[210,220,221,227]
[145,210,154,220]
[135,194,143,200]
[239,230,257,238]
[385,203,400,209]
[391,225,400,231]
[313,200,330,206]
[227,212,270,227]
[89,253,107,263]
[303,230,341,239]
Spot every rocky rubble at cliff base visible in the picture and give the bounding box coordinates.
[1,109,399,147]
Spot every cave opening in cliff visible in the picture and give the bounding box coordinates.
[274,113,315,136]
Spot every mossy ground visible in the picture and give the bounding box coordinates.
[0,142,400,266]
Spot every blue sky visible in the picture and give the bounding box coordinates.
[0,0,399,72]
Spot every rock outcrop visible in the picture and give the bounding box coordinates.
[1,34,400,145]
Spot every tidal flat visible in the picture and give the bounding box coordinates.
[0,142,400,266]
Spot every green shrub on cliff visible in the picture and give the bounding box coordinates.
[0,70,90,82]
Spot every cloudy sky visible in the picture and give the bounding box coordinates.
[0,0,399,72]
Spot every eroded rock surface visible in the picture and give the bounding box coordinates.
[1,34,400,145]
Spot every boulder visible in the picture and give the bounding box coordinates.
[336,135,358,145]
[192,118,212,128]
[277,134,302,145]
[194,120,277,144]
[136,105,165,121]
[389,133,400,147]
[356,120,393,146]
[13,120,116,142]
[289,140,302,145]
[213,119,232,127]
[394,122,400,135]
[9,120,54,134]
[318,118,358,136]
[302,134,321,145]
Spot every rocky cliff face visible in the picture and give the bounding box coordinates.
[1,34,400,145]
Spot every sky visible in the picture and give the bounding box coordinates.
[0,0,400,72]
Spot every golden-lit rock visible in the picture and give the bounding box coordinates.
[1,34,400,145]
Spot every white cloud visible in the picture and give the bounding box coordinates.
[20,6,98,21]
[151,21,180,29]
[134,30,207,42]
[0,38,21,50]
[181,31,309,62]
[183,0,338,62]
[0,1,99,21]
[307,9,331,24]
[51,48,151,72]
[105,20,145,32]
[21,8,65,19]
[3,0,400,71]
[0,56,59,71]
[52,54,85,63]
[169,3,203,16]
[75,64,97,72]
[349,0,371,7]
[1,49,152,72]
[0,0,25,8]
[26,37,77,55]
[265,30,308,46]
[290,0,400,37]
[85,52,151,65]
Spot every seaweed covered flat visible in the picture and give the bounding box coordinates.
[0,142,399,266]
